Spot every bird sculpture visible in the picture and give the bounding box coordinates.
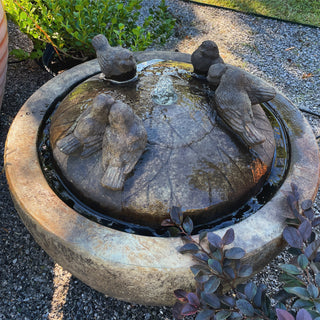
[92,34,137,81]
[101,101,147,191]
[207,63,276,147]
[191,40,224,76]
[56,93,115,158]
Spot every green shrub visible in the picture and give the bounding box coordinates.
[4,0,175,60]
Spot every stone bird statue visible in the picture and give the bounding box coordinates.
[92,34,137,81]
[101,101,147,191]
[191,40,224,76]
[56,93,115,158]
[207,63,276,147]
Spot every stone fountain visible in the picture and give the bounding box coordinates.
[4,36,320,305]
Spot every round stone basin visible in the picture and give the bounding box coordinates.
[4,51,320,306]
[49,60,276,228]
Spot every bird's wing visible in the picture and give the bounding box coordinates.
[54,106,94,155]
[123,148,144,175]
[80,134,104,158]
[215,87,265,146]
[245,75,276,104]
[101,128,124,171]
[123,125,147,174]
[215,87,252,133]
[97,53,112,76]
[101,135,126,191]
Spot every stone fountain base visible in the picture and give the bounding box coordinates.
[4,52,320,306]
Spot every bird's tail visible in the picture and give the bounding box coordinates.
[56,134,81,155]
[101,166,125,191]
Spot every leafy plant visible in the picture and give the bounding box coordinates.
[277,184,320,319]
[163,207,275,319]
[3,0,175,60]
[163,183,320,320]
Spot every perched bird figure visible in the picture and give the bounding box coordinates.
[56,93,115,158]
[191,40,224,76]
[207,63,276,147]
[92,34,137,81]
[101,101,147,191]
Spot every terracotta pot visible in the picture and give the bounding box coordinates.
[0,2,8,110]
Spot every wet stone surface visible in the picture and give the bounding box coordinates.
[50,61,276,227]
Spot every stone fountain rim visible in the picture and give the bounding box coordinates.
[5,51,320,306]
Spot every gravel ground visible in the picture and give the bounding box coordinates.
[1,1,320,319]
